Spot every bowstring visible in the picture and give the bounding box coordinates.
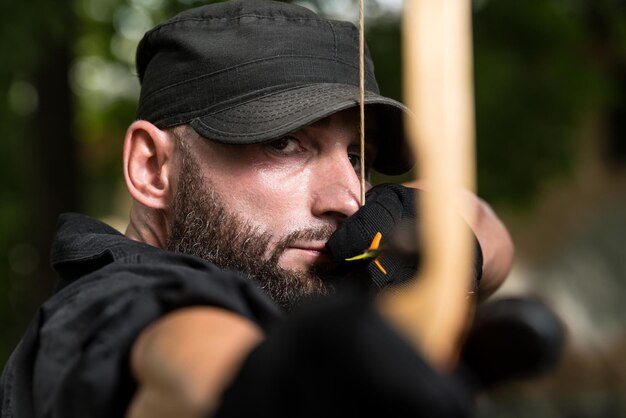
[359,0,366,206]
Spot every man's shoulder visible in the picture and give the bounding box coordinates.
[0,214,282,418]
[49,213,228,291]
[47,213,279,325]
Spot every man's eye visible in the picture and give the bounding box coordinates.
[268,136,301,154]
[349,153,369,178]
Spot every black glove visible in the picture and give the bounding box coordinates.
[325,183,482,291]
[457,296,566,392]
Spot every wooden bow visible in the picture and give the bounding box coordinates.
[374,0,477,371]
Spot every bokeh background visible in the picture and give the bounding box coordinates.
[1,0,625,416]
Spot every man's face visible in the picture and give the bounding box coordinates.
[166,108,376,310]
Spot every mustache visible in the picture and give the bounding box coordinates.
[268,224,336,264]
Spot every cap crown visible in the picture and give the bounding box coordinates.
[135,0,378,127]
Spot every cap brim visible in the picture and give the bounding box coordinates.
[188,83,414,175]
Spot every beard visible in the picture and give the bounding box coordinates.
[165,147,335,312]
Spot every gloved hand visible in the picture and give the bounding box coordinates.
[458,296,565,392]
[325,183,483,291]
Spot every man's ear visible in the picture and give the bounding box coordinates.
[123,120,175,210]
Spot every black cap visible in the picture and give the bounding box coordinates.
[135,0,412,175]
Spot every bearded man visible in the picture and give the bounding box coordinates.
[0,1,515,418]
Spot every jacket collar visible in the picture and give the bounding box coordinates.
[50,213,161,289]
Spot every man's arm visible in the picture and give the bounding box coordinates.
[127,307,263,418]
[457,191,514,299]
[404,180,514,299]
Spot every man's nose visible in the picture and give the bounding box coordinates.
[310,153,361,223]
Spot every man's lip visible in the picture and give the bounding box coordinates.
[281,242,337,270]
[285,242,334,264]
[288,241,328,253]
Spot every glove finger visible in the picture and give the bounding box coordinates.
[366,252,419,288]
[326,184,416,262]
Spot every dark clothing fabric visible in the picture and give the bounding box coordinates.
[1,213,474,418]
[0,213,280,418]
[217,292,474,418]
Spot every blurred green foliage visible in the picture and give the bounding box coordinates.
[473,0,612,208]
[0,0,624,398]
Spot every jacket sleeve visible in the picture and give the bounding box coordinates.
[27,261,279,418]
[214,293,475,418]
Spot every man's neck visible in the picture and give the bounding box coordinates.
[125,205,168,249]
